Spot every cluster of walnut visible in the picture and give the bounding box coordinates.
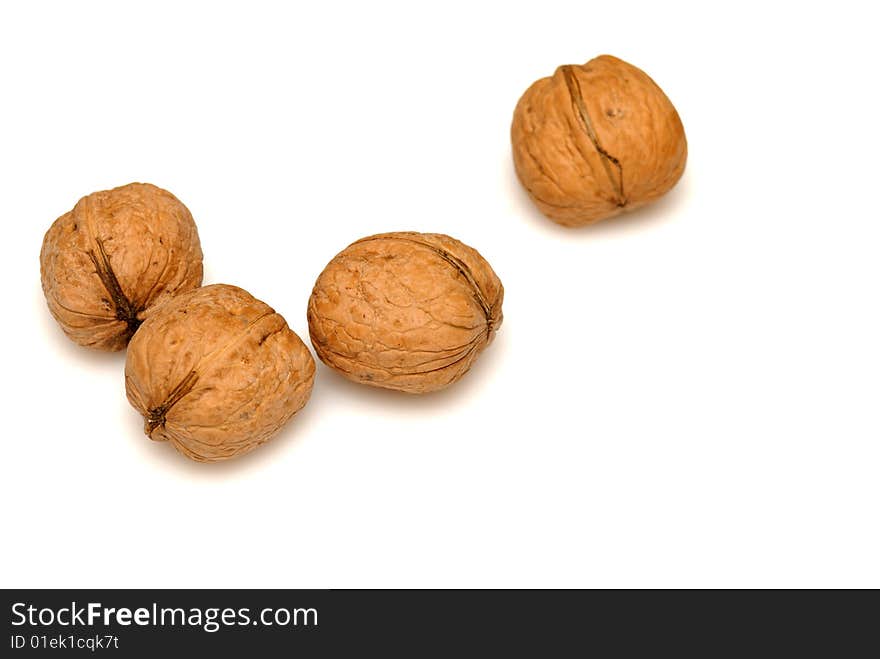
[40,184,316,463]
[40,54,685,463]
[40,187,503,462]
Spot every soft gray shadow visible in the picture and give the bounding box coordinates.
[125,328,509,475]
[509,163,691,239]
[116,337,512,477]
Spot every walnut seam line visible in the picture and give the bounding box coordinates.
[561,65,627,207]
[87,237,142,339]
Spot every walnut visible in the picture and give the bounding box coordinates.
[40,182,203,350]
[307,232,503,394]
[511,55,687,227]
[125,284,315,462]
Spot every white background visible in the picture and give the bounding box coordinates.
[1,1,878,588]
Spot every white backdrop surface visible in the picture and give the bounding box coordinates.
[1,1,878,588]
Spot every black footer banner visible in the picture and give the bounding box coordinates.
[2,589,874,655]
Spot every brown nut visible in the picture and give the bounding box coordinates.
[307,232,503,394]
[40,182,203,350]
[511,54,687,227]
[125,284,315,462]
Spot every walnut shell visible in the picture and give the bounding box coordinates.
[125,284,315,462]
[511,55,687,227]
[307,232,503,394]
[40,182,203,350]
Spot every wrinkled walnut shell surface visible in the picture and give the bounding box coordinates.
[307,232,503,394]
[40,182,203,350]
[511,55,687,227]
[125,284,315,462]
